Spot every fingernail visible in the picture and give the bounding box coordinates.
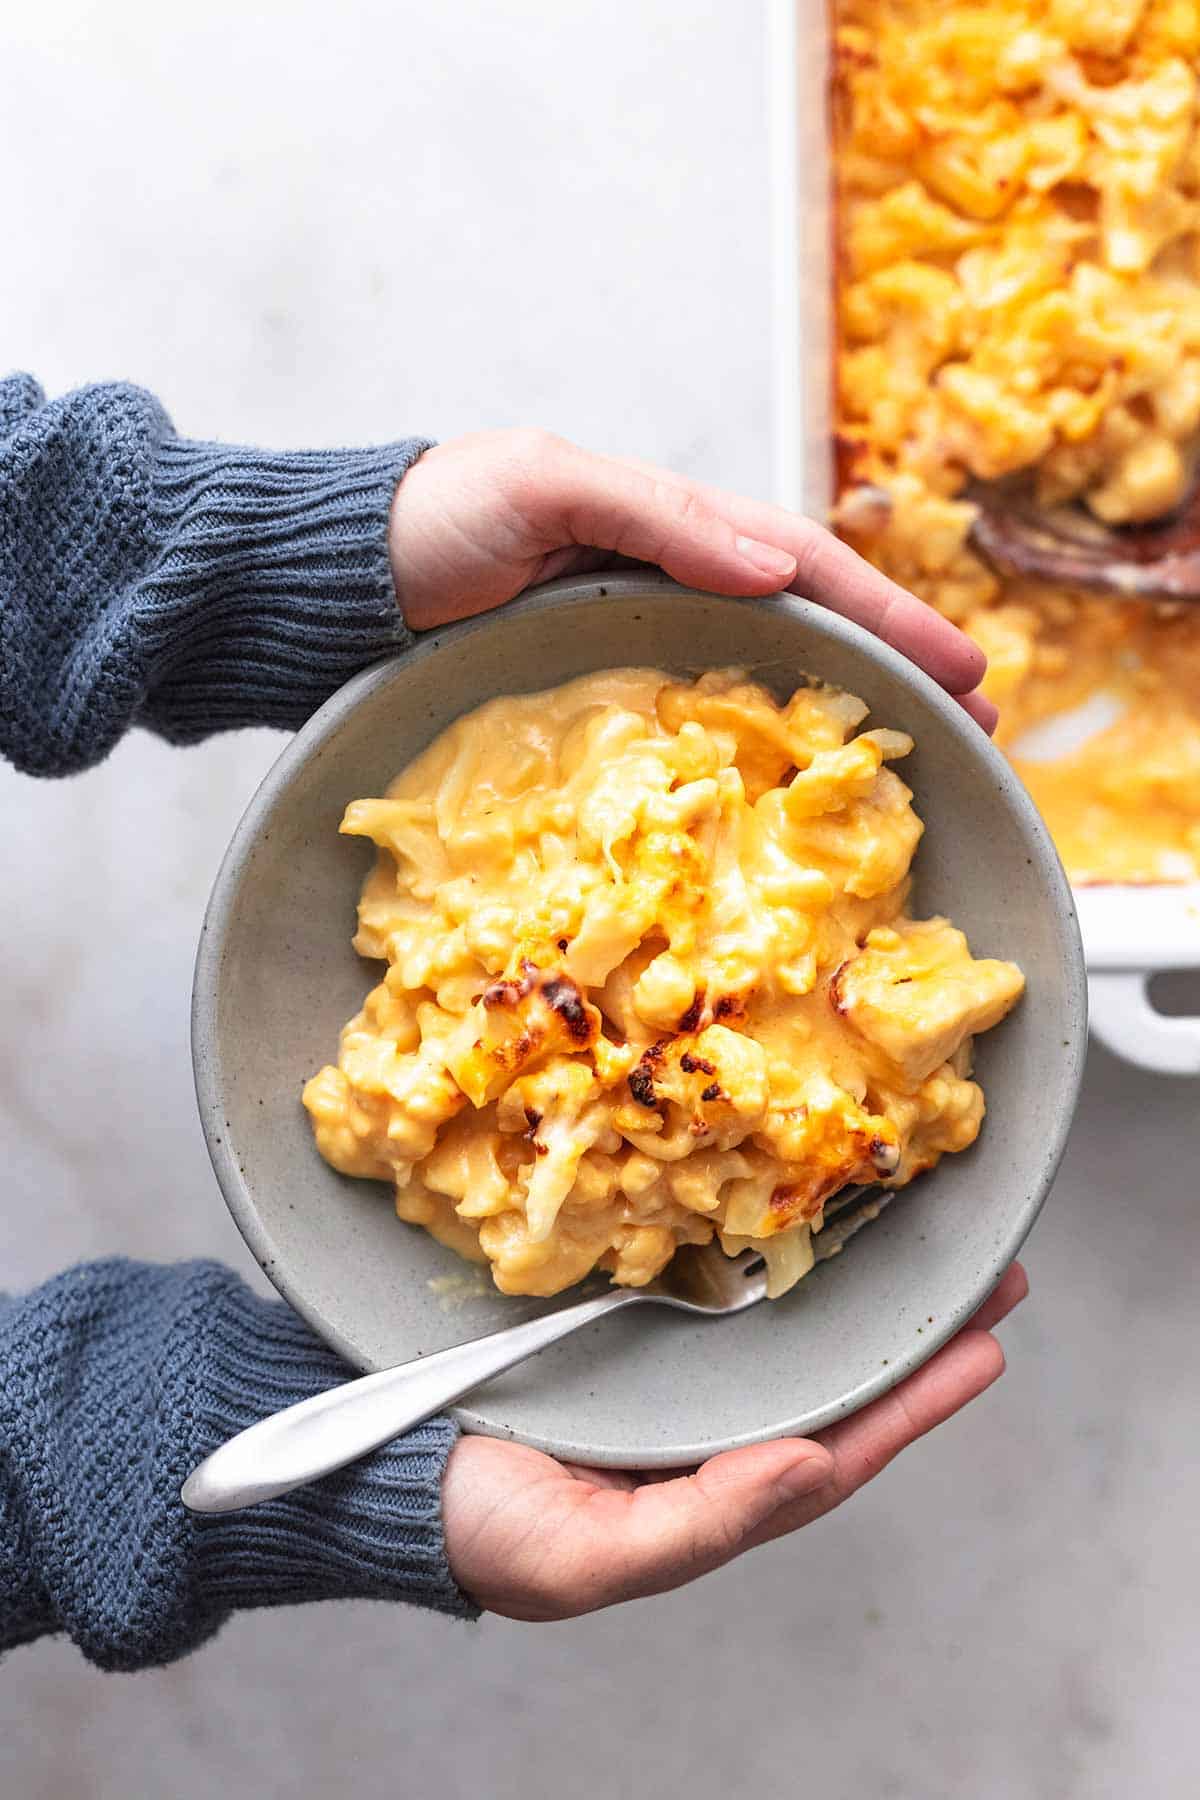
[774,1454,832,1502]
[735,535,797,580]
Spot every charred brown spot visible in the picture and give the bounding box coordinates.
[700,1082,722,1102]
[481,961,539,1010]
[713,994,744,1022]
[679,1053,716,1076]
[644,1041,665,1063]
[490,1028,538,1075]
[524,1107,542,1138]
[628,1062,659,1108]
[481,980,517,1010]
[771,1168,848,1220]
[541,976,592,1043]
[533,1141,548,1156]
[677,992,706,1033]
[869,1136,901,1173]
[557,938,568,952]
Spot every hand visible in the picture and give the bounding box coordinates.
[389,430,998,731]
[442,1262,1026,1619]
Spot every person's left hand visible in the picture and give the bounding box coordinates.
[442,1263,1026,1619]
[388,430,998,731]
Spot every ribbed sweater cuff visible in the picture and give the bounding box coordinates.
[136,435,431,741]
[190,1284,478,1622]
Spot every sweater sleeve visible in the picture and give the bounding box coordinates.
[0,372,429,777]
[0,1259,479,1670]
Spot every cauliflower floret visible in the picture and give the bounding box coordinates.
[617,1024,769,1160]
[301,1066,395,1180]
[833,920,1025,1085]
[632,950,698,1032]
[478,1208,616,1296]
[782,732,912,820]
[439,963,603,1107]
[719,1224,815,1300]
[740,1071,900,1234]
[497,1059,618,1242]
[417,1110,515,1220]
[603,1224,682,1287]
[769,766,923,900]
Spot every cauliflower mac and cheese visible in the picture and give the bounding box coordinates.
[303,671,1023,1299]
[833,0,1200,882]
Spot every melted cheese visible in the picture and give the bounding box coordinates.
[833,0,1200,883]
[303,670,1023,1299]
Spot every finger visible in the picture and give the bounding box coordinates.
[526,545,616,587]
[575,1438,834,1607]
[818,1329,1005,1509]
[542,445,799,594]
[556,1460,639,1492]
[745,1327,1006,1552]
[957,687,1000,735]
[565,1268,1025,1521]
[965,1260,1028,1334]
[613,454,986,695]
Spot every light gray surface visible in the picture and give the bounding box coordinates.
[2,2,1198,1797]
[195,576,1085,1463]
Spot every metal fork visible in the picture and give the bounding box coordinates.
[181,1185,887,1514]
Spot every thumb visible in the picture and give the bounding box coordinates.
[604,1440,833,1605]
[546,446,799,593]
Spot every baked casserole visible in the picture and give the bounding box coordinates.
[833,0,1200,883]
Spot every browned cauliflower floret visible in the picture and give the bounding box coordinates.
[833,919,1025,1085]
[616,1024,769,1159]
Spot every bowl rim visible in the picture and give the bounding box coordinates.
[192,573,1088,1464]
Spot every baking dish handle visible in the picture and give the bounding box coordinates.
[1088,973,1200,1076]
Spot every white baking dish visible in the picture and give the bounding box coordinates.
[766,0,1200,1074]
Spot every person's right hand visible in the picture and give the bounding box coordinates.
[442,1262,1026,1620]
[388,430,998,731]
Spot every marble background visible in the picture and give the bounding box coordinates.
[2,3,1197,1796]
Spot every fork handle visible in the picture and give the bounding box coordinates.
[180,1287,638,1514]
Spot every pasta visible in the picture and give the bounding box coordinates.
[833,0,1200,883]
[303,670,1023,1298]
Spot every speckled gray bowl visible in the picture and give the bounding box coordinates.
[193,573,1086,1466]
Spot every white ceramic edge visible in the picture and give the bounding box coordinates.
[766,0,1200,1078]
[193,574,1088,1467]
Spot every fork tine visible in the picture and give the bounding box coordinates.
[651,1184,888,1313]
[727,1247,766,1273]
[814,1187,892,1262]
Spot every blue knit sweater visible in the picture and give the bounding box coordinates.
[0,373,479,1668]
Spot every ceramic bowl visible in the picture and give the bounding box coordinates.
[193,573,1086,1466]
